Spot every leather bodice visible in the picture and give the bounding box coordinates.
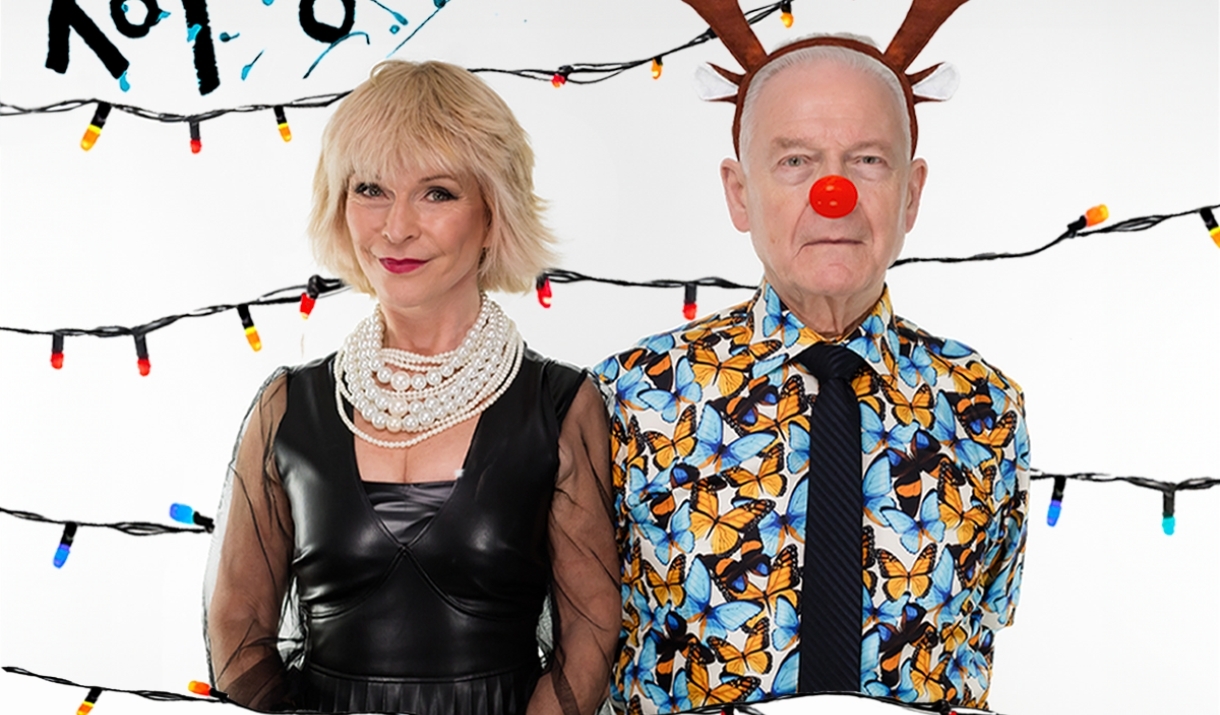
[273,350,584,681]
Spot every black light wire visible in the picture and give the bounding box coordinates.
[0,2,788,123]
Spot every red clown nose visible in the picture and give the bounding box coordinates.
[809,175,858,218]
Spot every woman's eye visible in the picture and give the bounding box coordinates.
[353,182,384,197]
[426,187,456,202]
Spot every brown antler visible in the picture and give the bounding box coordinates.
[680,0,767,72]
[884,0,969,72]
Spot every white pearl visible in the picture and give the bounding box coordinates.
[409,401,423,415]
[425,397,440,412]
[404,415,419,430]
[417,410,434,424]
[441,364,454,378]
[386,417,402,432]
[389,399,407,417]
[374,394,389,410]
[376,367,393,383]
[390,372,410,391]
[411,374,427,390]
[361,406,375,422]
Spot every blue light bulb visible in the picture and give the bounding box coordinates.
[1162,516,1175,536]
[1046,498,1062,527]
[53,544,71,568]
[170,503,195,525]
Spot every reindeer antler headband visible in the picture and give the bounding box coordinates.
[682,0,970,156]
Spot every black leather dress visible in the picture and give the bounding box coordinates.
[272,350,584,714]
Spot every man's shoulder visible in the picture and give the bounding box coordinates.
[593,298,753,390]
[893,314,1024,399]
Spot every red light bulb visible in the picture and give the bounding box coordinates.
[299,292,317,319]
[809,175,858,218]
[535,275,553,308]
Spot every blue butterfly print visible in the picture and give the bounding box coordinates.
[771,649,800,696]
[847,315,885,363]
[621,630,660,700]
[995,457,1017,503]
[928,394,991,468]
[1013,416,1031,469]
[689,403,775,472]
[751,352,787,385]
[982,559,1018,626]
[864,586,907,629]
[772,596,799,650]
[786,421,809,474]
[592,354,620,383]
[862,403,918,454]
[863,454,898,524]
[928,337,975,359]
[758,475,806,555]
[897,344,936,388]
[917,549,970,627]
[861,630,890,697]
[615,366,650,414]
[677,557,763,640]
[625,465,667,512]
[643,677,685,713]
[638,332,677,354]
[639,356,703,423]
[638,499,694,565]
[882,490,945,554]
[630,586,656,638]
[762,285,804,347]
[894,658,919,702]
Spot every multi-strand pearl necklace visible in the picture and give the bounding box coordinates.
[334,297,523,448]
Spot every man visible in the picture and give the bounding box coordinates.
[595,1,1029,712]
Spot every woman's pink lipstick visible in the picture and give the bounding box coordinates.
[380,257,426,274]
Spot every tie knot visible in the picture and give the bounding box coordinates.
[794,343,866,382]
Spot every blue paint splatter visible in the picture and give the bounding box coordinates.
[387,4,443,58]
[368,0,408,25]
[303,32,370,79]
[219,32,240,42]
[389,24,400,33]
[119,71,131,92]
[262,0,274,5]
[158,10,170,21]
[241,50,264,80]
[187,23,201,41]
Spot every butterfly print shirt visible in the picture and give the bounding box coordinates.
[594,283,1030,713]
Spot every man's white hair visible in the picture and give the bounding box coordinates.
[739,34,912,165]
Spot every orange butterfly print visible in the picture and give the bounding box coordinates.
[763,544,801,612]
[909,645,957,703]
[939,472,992,545]
[689,480,774,556]
[708,617,773,676]
[722,442,787,499]
[853,369,884,415]
[642,404,699,471]
[876,544,937,601]
[688,341,780,398]
[881,379,935,429]
[643,555,687,609]
[684,652,761,708]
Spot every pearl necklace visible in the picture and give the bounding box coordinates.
[334,297,523,448]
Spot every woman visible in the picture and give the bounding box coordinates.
[203,60,619,714]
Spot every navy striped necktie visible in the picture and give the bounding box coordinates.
[794,342,866,693]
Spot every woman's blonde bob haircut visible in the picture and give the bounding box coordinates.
[309,60,556,295]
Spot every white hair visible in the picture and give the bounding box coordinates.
[739,34,911,164]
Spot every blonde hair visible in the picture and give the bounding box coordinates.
[308,60,557,295]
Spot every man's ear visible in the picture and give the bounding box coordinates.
[720,158,751,233]
[904,158,928,233]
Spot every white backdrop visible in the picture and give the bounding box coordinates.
[1,1,1217,714]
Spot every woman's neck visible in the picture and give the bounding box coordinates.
[379,290,483,355]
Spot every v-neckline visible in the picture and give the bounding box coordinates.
[334,358,490,549]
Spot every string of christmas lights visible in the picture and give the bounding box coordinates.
[1,665,998,715]
[0,276,344,375]
[3,471,1215,563]
[534,205,1220,316]
[0,1,794,153]
[1029,472,1219,536]
[0,205,1215,370]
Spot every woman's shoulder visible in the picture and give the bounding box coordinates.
[522,347,587,425]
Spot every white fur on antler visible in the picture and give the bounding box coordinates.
[911,63,960,101]
[693,64,740,101]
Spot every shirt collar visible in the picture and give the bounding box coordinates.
[745,280,899,372]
